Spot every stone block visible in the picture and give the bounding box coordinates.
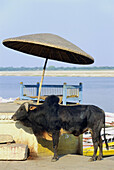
[0,135,14,144]
[0,144,28,160]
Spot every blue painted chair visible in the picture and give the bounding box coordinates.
[20,82,82,105]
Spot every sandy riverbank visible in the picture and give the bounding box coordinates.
[0,70,114,77]
[0,155,114,170]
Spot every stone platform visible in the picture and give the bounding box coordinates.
[0,143,28,160]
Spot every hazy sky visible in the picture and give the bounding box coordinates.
[0,0,114,67]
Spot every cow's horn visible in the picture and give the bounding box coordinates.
[24,103,29,112]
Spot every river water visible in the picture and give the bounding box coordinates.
[0,76,114,113]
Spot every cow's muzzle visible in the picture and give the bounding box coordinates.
[11,115,17,121]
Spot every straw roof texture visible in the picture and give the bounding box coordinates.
[3,33,94,65]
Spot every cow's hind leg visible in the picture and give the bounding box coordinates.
[52,131,60,162]
[89,131,99,162]
[97,136,103,160]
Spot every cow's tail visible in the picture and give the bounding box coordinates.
[103,112,109,150]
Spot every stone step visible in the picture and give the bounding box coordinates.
[0,144,28,160]
[0,135,14,144]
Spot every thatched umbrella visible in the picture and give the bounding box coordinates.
[2,33,94,104]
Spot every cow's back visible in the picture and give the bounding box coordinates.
[57,104,105,132]
[58,105,89,121]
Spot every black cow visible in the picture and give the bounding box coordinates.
[12,95,109,162]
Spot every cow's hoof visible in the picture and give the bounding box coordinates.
[51,157,59,162]
[97,156,102,161]
[88,157,96,162]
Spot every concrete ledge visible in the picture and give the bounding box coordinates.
[0,144,28,160]
[0,118,39,157]
[0,109,83,157]
[0,135,14,144]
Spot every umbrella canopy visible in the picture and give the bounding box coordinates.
[3,33,94,65]
[2,33,94,104]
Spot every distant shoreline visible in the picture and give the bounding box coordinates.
[0,66,114,72]
[0,70,114,77]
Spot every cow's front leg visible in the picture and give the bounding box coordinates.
[52,131,60,162]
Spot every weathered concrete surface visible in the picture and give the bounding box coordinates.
[0,103,20,113]
[0,143,28,160]
[0,134,14,144]
[0,120,38,157]
[0,102,35,113]
[37,134,83,156]
[0,155,114,170]
[0,117,83,157]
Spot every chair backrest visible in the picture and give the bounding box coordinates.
[20,82,82,104]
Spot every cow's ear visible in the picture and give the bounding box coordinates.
[30,106,37,111]
[24,103,29,112]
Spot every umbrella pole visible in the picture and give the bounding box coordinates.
[37,58,48,105]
